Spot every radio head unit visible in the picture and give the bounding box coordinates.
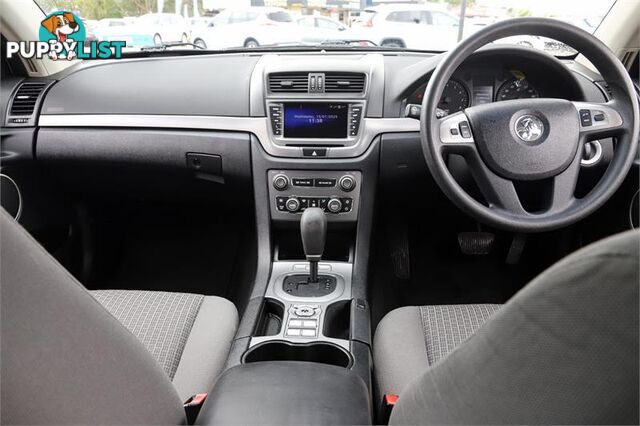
[269,102,363,140]
[284,102,347,139]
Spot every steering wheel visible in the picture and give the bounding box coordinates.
[421,18,639,232]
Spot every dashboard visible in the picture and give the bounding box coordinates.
[4,47,601,162]
[0,45,625,229]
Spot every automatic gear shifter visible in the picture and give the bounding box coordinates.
[282,208,336,297]
[300,207,326,283]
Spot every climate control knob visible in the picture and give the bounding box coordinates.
[339,175,355,192]
[285,197,301,213]
[327,198,342,213]
[273,174,289,191]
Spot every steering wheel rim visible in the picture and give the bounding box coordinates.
[420,17,639,233]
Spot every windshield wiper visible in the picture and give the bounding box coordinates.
[140,41,205,52]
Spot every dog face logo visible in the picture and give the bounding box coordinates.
[41,13,79,43]
[38,11,85,60]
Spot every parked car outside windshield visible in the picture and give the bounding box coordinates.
[35,0,616,55]
[191,7,297,50]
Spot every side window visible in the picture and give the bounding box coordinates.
[317,18,340,30]
[430,12,458,26]
[267,11,293,23]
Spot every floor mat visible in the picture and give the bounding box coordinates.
[86,203,249,299]
[371,205,548,328]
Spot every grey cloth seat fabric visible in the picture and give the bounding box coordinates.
[92,290,238,400]
[374,304,501,397]
[0,208,238,424]
[376,230,639,425]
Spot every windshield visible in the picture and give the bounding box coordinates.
[34,0,616,55]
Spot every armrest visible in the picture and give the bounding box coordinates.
[196,361,371,425]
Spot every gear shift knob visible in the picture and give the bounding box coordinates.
[300,207,326,283]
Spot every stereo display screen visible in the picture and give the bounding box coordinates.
[283,103,348,138]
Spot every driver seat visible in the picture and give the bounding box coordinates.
[375,230,639,424]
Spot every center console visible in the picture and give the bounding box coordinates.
[246,202,357,360]
[202,55,380,425]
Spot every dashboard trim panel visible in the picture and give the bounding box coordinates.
[38,114,420,158]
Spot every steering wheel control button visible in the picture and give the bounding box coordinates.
[593,112,605,122]
[292,178,313,187]
[579,109,593,126]
[327,198,343,213]
[272,174,289,191]
[339,175,356,191]
[285,197,301,213]
[450,127,460,136]
[458,121,472,138]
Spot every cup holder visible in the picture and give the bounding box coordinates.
[243,341,352,368]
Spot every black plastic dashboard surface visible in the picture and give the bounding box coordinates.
[40,54,260,117]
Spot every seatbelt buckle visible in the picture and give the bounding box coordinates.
[184,393,207,424]
[381,394,399,424]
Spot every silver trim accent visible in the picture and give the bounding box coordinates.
[581,140,603,166]
[38,114,420,158]
[250,261,352,351]
[0,174,22,221]
[572,101,624,131]
[440,111,475,144]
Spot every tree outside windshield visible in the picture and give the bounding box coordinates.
[34,0,616,54]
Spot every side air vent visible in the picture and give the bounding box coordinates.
[269,72,309,93]
[324,72,366,93]
[10,82,47,116]
[6,81,51,127]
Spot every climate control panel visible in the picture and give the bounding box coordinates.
[268,170,362,222]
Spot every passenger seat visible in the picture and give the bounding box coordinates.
[0,208,238,424]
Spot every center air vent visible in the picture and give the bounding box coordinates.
[269,72,309,93]
[324,73,365,93]
[10,82,48,116]
[268,72,366,94]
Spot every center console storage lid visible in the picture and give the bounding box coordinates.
[196,361,371,425]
